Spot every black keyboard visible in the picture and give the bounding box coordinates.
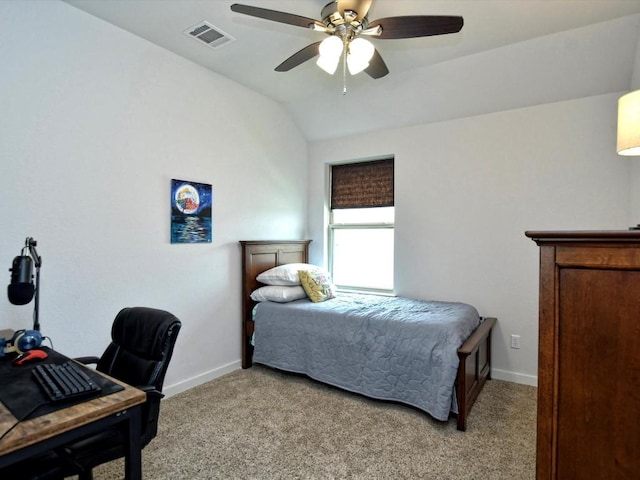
[32,361,102,402]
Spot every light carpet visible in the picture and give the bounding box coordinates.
[93,366,537,479]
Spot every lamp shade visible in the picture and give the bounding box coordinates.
[319,35,343,58]
[317,55,340,74]
[617,89,640,156]
[317,36,344,75]
[347,37,375,75]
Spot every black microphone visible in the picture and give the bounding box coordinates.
[8,255,35,305]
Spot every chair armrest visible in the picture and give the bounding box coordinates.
[74,356,100,365]
[137,385,165,400]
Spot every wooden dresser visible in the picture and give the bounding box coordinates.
[525,231,640,480]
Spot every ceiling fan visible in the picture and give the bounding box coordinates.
[230,0,464,81]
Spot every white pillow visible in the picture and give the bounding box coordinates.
[250,285,307,303]
[256,263,323,286]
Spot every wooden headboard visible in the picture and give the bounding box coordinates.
[239,240,311,368]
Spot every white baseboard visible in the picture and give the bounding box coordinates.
[162,360,242,398]
[491,368,538,387]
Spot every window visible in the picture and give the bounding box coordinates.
[329,159,394,292]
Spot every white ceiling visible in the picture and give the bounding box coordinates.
[64,0,640,141]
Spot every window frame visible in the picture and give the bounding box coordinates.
[328,215,395,294]
[327,157,395,294]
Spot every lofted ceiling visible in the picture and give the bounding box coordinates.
[64,0,640,141]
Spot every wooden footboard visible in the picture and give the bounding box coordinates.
[456,316,496,431]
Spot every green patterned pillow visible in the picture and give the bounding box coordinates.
[298,269,337,303]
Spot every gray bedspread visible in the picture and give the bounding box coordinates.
[253,293,481,421]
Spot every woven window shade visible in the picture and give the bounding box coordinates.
[331,159,394,209]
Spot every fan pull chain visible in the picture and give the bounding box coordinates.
[342,40,348,95]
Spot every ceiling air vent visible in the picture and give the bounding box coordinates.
[184,21,235,49]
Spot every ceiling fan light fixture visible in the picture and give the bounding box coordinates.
[317,54,341,74]
[346,55,368,75]
[319,35,344,58]
[347,37,374,74]
[317,35,344,74]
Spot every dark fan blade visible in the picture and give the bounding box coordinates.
[231,4,321,29]
[275,42,322,72]
[369,16,463,39]
[364,49,389,79]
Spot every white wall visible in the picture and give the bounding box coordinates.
[0,1,308,392]
[308,93,630,385]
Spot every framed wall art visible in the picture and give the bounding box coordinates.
[170,179,212,244]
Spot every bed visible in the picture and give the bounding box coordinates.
[240,240,496,431]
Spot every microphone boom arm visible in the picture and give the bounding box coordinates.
[25,237,41,331]
[26,237,41,269]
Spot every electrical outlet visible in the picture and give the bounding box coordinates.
[510,334,521,349]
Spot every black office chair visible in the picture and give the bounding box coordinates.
[1,306,181,480]
[61,306,182,480]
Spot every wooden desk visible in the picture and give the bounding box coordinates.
[0,350,146,479]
